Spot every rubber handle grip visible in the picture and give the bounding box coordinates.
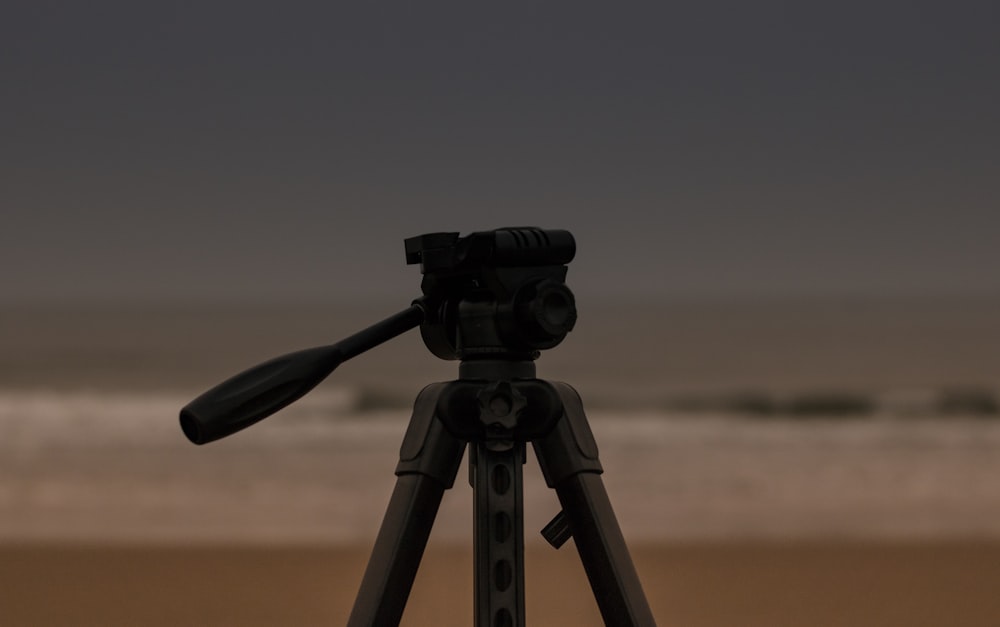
[180,345,343,444]
[179,304,424,444]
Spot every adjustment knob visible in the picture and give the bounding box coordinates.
[518,280,577,347]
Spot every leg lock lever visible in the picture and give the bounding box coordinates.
[541,510,572,549]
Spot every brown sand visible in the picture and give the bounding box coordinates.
[2,542,998,626]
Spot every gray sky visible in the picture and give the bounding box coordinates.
[2,1,998,304]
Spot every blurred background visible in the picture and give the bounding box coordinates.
[2,1,1000,625]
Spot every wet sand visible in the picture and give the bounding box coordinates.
[3,542,999,626]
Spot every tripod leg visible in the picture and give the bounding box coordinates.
[534,382,656,627]
[348,383,466,627]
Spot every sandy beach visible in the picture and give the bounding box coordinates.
[2,301,999,625]
[3,542,999,626]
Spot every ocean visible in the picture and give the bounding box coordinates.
[2,297,1000,543]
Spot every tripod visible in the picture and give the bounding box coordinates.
[180,228,655,626]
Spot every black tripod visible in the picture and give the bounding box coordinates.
[180,228,655,626]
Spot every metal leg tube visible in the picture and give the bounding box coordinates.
[347,384,466,627]
[348,474,451,626]
[554,472,656,627]
[534,382,656,627]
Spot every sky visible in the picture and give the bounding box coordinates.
[2,1,998,304]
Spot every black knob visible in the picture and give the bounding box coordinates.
[518,280,577,347]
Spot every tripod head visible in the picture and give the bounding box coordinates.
[406,228,577,360]
[179,227,577,445]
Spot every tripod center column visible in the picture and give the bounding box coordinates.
[473,381,527,627]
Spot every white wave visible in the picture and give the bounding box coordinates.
[0,387,373,450]
[3,390,1000,542]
